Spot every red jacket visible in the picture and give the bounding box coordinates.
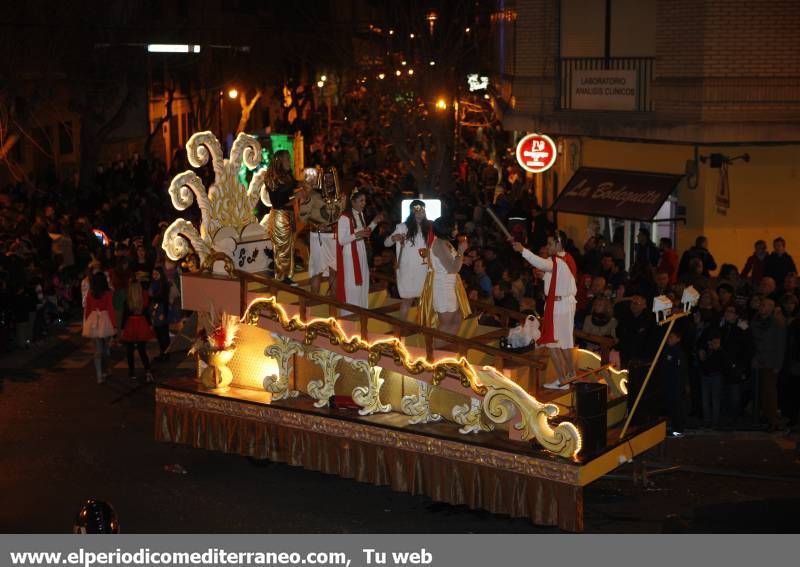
[657,249,679,284]
[84,291,116,328]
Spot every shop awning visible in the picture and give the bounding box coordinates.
[552,167,683,221]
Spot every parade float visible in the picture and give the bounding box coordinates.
[155,131,670,531]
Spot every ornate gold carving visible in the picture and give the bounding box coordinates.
[401,381,442,425]
[453,398,494,434]
[478,366,582,458]
[155,386,582,482]
[350,359,392,415]
[162,131,263,266]
[242,296,487,396]
[264,335,304,401]
[200,252,236,276]
[306,348,343,408]
[241,294,583,457]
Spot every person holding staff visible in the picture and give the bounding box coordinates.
[336,190,382,311]
[384,199,432,321]
[418,217,471,340]
[512,230,578,389]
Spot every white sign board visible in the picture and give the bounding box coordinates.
[572,69,637,111]
[467,74,489,92]
[232,239,270,273]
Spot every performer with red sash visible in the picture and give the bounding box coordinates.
[336,190,382,312]
[513,230,578,390]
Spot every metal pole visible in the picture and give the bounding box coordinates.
[619,311,688,440]
[218,90,223,142]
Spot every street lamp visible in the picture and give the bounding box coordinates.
[228,88,238,99]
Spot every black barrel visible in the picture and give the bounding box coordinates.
[575,382,607,455]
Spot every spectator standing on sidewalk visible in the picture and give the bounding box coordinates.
[751,297,787,431]
[82,272,116,384]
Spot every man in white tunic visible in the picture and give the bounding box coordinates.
[336,190,381,312]
[384,199,431,321]
[513,231,577,389]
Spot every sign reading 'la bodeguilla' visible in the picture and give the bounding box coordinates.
[553,167,684,222]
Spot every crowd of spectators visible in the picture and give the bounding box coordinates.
[0,154,183,373]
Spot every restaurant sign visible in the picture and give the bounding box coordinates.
[553,167,683,221]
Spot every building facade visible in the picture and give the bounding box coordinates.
[491,0,800,268]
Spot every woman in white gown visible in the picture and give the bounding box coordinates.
[383,199,431,320]
[418,218,471,341]
[336,190,380,312]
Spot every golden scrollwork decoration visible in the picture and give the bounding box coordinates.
[200,252,237,276]
[264,335,304,401]
[240,296,488,397]
[452,398,493,434]
[350,359,392,416]
[400,381,442,425]
[240,295,583,457]
[306,348,343,408]
[478,366,582,458]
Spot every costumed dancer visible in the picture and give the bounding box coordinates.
[512,230,578,389]
[120,276,154,383]
[264,150,306,284]
[418,217,471,341]
[306,168,344,297]
[309,219,340,298]
[384,199,432,321]
[336,190,382,312]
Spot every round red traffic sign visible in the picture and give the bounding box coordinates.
[515,133,557,173]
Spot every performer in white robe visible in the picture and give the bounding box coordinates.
[418,218,471,344]
[336,190,380,313]
[513,230,577,389]
[383,199,431,321]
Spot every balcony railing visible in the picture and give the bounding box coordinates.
[557,57,655,112]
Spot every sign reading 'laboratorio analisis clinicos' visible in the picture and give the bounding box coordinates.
[571,69,637,111]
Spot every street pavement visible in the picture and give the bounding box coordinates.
[2,322,800,533]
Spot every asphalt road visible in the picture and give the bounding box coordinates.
[2,322,800,533]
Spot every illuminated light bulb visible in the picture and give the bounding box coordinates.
[317,80,324,88]
[320,74,327,82]
[395,70,402,76]
[465,27,471,33]
[436,98,447,110]
[378,73,385,80]
[409,33,415,39]
[389,29,395,35]
[408,68,414,76]
[227,88,238,99]
[484,93,490,99]
[429,60,435,66]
